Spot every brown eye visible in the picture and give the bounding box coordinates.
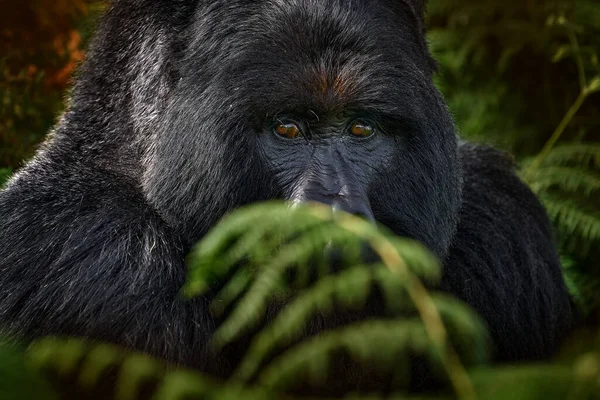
[274,122,302,139]
[350,121,374,137]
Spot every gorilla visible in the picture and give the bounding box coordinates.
[0,0,572,381]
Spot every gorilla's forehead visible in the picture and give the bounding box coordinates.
[186,0,429,119]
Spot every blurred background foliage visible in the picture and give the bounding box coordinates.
[426,0,600,318]
[0,0,599,398]
[0,0,101,168]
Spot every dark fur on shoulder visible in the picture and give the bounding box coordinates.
[445,143,572,361]
[0,0,572,389]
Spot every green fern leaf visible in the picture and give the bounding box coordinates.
[469,360,600,400]
[211,225,362,348]
[0,339,57,400]
[254,299,487,392]
[233,266,380,381]
[538,144,600,168]
[528,166,600,195]
[28,338,90,378]
[0,168,12,188]
[184,204,326,297]
[78,343,124,388]
[234,264,450,382]
[562,262,600,315]
[540,193,600,242]
[115,354,164,400]
[256,319,432,390]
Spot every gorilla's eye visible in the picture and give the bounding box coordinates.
[274,122,302,139]
[350,121,374,137]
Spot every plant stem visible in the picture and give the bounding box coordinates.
[526,88,588,180]
[525,27,594,181]
[569,31,587,92]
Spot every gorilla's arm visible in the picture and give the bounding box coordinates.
[0,163,215,369]
[443,144,572,361]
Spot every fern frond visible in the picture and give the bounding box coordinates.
[431,294,491,366]
[540,193,600,243]
[25,337,454,400]
[562,261,600,315]
[28,338,90,377]
[29,339,163,400]
[385,237,441,284]
[468,354,600,400]
[256,319,432,390]
[183,201,479,399]
[257,301,488,393]
[188,202,439,349]
[184,204,326,297]
[233,267,471,383]
[233,266,384,382]
[537,144,600,168]
[26,338,252,400]
[0,339,57,400]
[115,354,164,400]
[211,225,364,348]
[521,143,600,265]
[209,268,253,317]
[528,166,600,195]
[147,371,219,400]
[78,343,124,387]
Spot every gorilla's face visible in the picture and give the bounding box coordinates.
[258,114,392,223]
[144,0,462,258]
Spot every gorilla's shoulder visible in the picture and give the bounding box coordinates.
[457,141,552,231]
[448,141,571,360]
[458,141,516,173]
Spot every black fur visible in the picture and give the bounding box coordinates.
[0,0,571,384]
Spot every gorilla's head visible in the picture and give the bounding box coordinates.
[94,0,461,259]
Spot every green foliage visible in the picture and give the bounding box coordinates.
[13,334,600,400]
[468,363,599,400]
[0,168,12,187]
[428,0,600,156]
[232,270,486,385]
[0,1,104,168]
[525,144,600,253]
[0,339,57,400]
[0,203,598,399]
[522,135,600,315]
[0,58,63,168]
[25,337,270,400]
[185,202,488,397]
[428,0,600,316]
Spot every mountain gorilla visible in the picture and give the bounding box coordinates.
[0,0,572,382]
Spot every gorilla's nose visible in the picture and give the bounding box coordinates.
[288,180,376,223]
[331,198,376,223]
[290,191,379,266]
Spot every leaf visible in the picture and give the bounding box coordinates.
[256,319,433,390]
[0,340,57,400]
[115,354,164,400]
[528,166,600,196]
[588,76,600,93]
